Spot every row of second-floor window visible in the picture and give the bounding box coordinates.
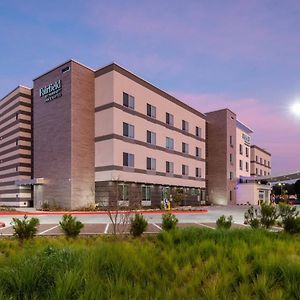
[239,160,249,172]
[123,122,202,158]
[123,92,203,138]
[123,152,202,177]
[255,168,270,176]
[239,144,249,157]
[255,156,271,167]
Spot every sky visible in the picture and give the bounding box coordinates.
[0,0,299,174]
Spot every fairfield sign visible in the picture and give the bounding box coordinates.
[39,80,62,102]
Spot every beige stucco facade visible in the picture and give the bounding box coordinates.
[250,145,271,176]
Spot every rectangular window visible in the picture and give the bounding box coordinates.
[123,122,134,138]
[268,161,270,167]
[147,103,156,118]
[142,186,151,201]
[182,164,189,176]
[239,144,243,155]
[260,169,263,175]
[166,161,174,174]
[166,112,174,126]
[260,158,262,164]
[264,159,266,166]
[264,171,266,176]
[195,147,201,158]
[246,147,249,157]
[182,120,189,132]
[123,152,134,167]
[146,130,156,145]
[256,168,258,175]
[166,137,174,150]
[123,92,135,109]
[195,126,202,138]
[230,190,232,201]
[230,172,233,180]
[230,153,233,163]
[256,155,258,162]
[195,167,201,178]
[118,184,129,200]
[239,160,243,170]
[246,162,249,172]
[146,157,156,170]
[182,142,189,154]
[229,135,233,146]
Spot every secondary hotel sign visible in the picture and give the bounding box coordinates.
[242,133,251,146]
[39,80,62,102]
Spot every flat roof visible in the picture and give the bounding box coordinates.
[251,145,271,156]
[0,85,32,103]
[95,62,207,120]
[236,120,253,134]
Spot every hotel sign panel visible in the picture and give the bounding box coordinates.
[242,133,251,146]
[39,80,62,102]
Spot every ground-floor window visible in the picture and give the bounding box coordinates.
[142,185,151,201]
[118,184,129,201]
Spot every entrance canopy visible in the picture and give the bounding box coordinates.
[241,171,300,183]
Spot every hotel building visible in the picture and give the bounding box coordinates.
[0,59,271,208]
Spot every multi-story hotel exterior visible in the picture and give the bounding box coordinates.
[0,59,271,208]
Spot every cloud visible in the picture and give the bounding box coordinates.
[173,91,300,174]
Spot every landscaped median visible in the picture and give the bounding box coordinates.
[0,228,299,299]
[0,208,208,216]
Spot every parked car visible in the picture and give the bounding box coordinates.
[0,222,5,228]
[288,198,300,205]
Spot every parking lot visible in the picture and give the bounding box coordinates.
[0,205,290,236]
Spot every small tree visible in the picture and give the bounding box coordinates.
[162,213,178,231]
[59,214,84,238]
[260,203,278,229]
[295,179,300,198]
[11,215,39,242]
[216,215,233,229]
[130,214,148,237]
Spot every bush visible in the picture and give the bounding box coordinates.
[59,214,84,238]
[41,201,50,211]
[162,213,178,231]
[130,214,148,237]
[11,215,39,242]
[244,206,261,228]
[278,203,300,234]
[216,215,233,229]
[260,203,278,229]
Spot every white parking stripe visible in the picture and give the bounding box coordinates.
[197,223,215,230]
[104,223,109,234]
[39,225,59,235]
[152,223,162,230]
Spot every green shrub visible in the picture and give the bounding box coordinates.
[216,215,233,229]
[130,214,148,237]
[11,215,39,242]
[278,203,300,234]
[244,206,261,228]
[162,213,178,231]
[41,201,50,211]
[59,214,84,238]
[260,203,278,229]
[282,217,300,234]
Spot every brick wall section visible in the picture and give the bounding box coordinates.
[206,109,237,205]
[33,62,72,208]
[70,61,95,208]
[33,61,95,209]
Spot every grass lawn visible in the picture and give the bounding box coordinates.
[0,228,299,299]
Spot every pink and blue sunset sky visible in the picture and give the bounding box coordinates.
[0,0,299,174]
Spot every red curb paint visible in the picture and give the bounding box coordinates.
[0,209,208,216]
